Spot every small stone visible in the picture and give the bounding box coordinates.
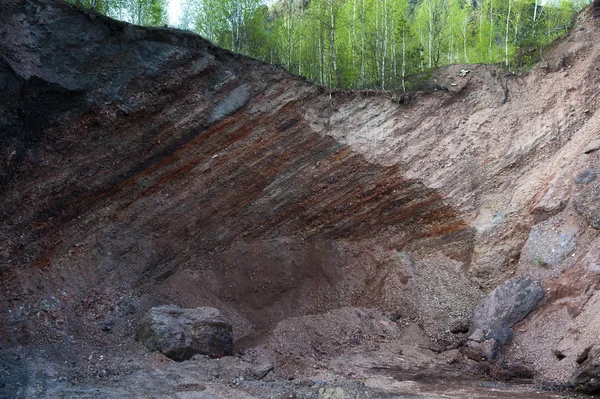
[553,349,566,360]
[489,361,533,381]
[100,322,112,333]
[575,170,597,185]
[450,320,469,334]
[252,362,274,379]
[468,329,485,343]
[478,339,499,360]
[584,139,600,154]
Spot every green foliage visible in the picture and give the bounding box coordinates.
[71,0,590,89]
[67,0,168,26]
[192,0,586,89]
[534,256,547,267]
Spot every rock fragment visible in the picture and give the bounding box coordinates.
[252,362,275,379]
[468,277,544,359]
[584,139,600,154]
[574,180,600,229]
[470,276,544,335]
[136,305,233,361]
[467,338,498,360]
[571,345,600,393]
[575,169,597,185]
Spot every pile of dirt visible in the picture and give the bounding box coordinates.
[2,0,600,397]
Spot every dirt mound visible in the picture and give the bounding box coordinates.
[2,0,600,397]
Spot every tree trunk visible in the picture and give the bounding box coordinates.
[330,1,338,87]
[489,0,493,64]
[381,0,387,90]
[462,15,469,63]
[402,30,406,92]
[352,0,357,88]
[361,0,366,87]
[428,0,433,68]
[505,0,511,67]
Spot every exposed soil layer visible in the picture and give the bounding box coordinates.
[1,0,600,397]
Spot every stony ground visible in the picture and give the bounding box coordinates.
[0,316,593,399]
[2,0,600,397]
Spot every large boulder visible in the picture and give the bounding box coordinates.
[470,276,544,336]
[136,305,233,361]
[571,346,600,393]
[467,277,544,359]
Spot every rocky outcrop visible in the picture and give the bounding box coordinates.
[570,345,600,393]
[136,306,233,361]
[520,214,580,267]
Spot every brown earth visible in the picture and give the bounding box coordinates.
[1,0,600,398]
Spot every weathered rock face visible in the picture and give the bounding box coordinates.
[136,306,233,361]
[470,277,544,336]
[570,345,600,393]
[520,214,580,267]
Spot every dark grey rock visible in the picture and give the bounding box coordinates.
[210,84,250,123]
[470,276,544,337]
[486,327,513,345]
[575,169,597,185]
[468,328,485,343]
[577,345,594,364]
[571,345,600,393]
[468,339,498,360]
[136,305,233,361]
[252,362,275,379]
[465,328,511,361]
[575,181,600,229]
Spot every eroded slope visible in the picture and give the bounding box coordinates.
[0,0,477,352]
[1,0,600,396]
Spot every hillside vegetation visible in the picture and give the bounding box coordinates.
[70,0,588,90]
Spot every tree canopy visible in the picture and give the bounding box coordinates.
[69,0,168,26]
[69,0,590,90]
